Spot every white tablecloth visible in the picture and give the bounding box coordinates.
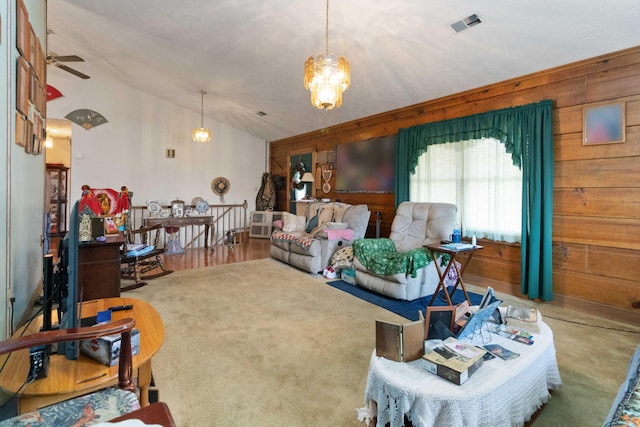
[358,321,562,427]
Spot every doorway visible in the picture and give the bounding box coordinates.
[44,118,72,258]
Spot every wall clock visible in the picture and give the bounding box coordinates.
[211,177,230,202]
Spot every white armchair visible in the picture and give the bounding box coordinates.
[353,202,457,300]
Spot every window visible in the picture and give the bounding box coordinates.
[409,137,522,243]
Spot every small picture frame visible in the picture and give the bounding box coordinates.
[583,101,625,145]
[15,112,27,147]
[102,216,119,234]
[425,306,456,340]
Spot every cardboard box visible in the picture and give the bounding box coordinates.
[422,337,485,385]
[341,267,355,285]
[80,329,140,366]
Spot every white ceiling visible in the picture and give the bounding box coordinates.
[46,0,640,142]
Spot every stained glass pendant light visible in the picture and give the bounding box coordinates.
[304,0,350,110]
[192,90,211,143]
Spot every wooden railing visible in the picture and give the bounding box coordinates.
[128,201,249,249]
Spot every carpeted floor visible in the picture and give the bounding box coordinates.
[126,258,640,427]
[326,279,482,321]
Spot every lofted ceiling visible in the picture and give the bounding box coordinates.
[46,0,640,142]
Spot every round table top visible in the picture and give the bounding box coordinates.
[0,297,164,397]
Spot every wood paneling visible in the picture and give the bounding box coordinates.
[270,45,640,323]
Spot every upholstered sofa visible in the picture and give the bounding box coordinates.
[270,202,370,274]
[353,201,457,301]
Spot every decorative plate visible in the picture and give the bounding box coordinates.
[195,200,209,214]
[191,196,204,206]
[211,177,230,196]
[147,201,161,214]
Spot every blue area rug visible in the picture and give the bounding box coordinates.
[326,280,482,321]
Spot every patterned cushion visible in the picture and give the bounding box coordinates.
[609,375,640,426]
[331,246,354,269]
[0,388,139,427]
[282,212,306,233]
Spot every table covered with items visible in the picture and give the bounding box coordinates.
[358,319,562,427]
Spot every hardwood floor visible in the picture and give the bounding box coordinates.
[162,238,271,272]
[49,236,272,272]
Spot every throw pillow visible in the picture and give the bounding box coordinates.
[282,212,307,233]
[316,206,335,230]
[305,214,319,233]
[331,246,354,269]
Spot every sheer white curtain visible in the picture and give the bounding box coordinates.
[409,137,522,242]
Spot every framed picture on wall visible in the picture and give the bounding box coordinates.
[583,101,625,145]
[16,0,30,58]
[15,113,27,147]
[16,56,29,116]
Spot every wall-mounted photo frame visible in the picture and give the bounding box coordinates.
[15,113,27,147]
[16,56,29,116]
[16,0,29,58]
[24,119,33,154]
[424,305,456,340]
[583,101,625,145]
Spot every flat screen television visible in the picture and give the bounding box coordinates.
[58,200,80,360]
[335,135,396,193]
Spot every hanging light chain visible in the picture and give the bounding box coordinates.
[200,90,206,127]
[325,0,330,56]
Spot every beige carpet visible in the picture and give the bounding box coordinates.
[127,258,640,427]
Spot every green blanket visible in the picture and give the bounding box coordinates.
[352,238,436,278]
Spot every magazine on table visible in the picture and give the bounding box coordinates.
[483,344,520,360]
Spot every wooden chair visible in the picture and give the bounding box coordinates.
[0,319,139,425]
[121,224,173,291]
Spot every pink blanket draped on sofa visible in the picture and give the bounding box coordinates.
[324,228,354,241]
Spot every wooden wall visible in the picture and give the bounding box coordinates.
[269,45,640,324]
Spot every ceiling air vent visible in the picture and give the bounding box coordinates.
[450,13,482,34]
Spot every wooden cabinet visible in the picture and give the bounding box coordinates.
[46,164,68,237]
[78,233,124,301]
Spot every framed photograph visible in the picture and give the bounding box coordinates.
[583,101,625,145]
[15,112,27,147]
[24,119,33,154]
[16,56,29,116]
[425,306,456,340]
[103,216,119,234]
[16,0,29,58]
[29,25,36,67]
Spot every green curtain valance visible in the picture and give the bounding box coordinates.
[394,99,554,301]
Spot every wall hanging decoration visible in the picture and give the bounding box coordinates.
[583,101,625,145]
[65,108,108,130]
[322,168,332,193]
[211,177,230,203]
[46,84,63,101]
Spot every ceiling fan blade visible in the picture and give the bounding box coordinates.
[52,55,84,62]
[56,64,90,79]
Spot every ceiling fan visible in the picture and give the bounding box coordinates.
[46,53,90,79]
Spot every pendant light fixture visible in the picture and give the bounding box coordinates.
[192,90,212,143]
[304,0,350,110]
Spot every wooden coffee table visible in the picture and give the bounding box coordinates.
[0,297,164,414]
